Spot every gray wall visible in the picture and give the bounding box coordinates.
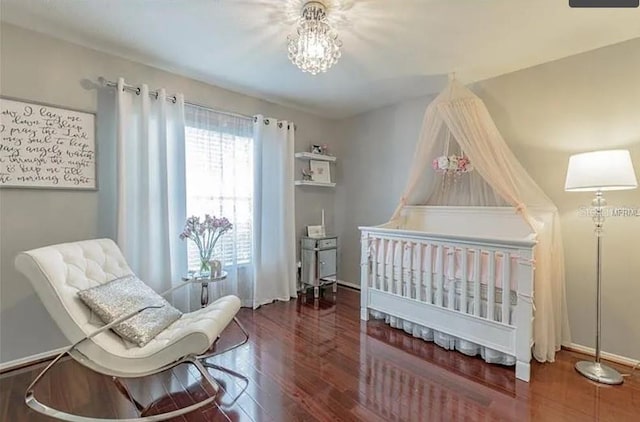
[334,38,640,360]
[0,24,338,364]
[333,96,434,286]
[2,22,639,365]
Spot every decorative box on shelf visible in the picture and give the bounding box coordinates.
[300,235,338,299]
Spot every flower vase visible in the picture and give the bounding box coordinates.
[199,259,211,274]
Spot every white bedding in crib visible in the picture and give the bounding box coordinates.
[370,274,516,319]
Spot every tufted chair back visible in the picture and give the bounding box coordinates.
[15,238,134,350]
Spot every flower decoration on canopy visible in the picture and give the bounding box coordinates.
[180,215,233,273]
[432,155,473,175]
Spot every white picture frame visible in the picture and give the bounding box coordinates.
[310,160,331,183]
[307,225,326,238]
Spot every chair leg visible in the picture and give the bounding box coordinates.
[25,351,221,422]
[197,316,250,407]
[200,361,249,407]
[112,377,145,413]
[199,317,249,359]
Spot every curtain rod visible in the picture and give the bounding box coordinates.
[98,77,253,120]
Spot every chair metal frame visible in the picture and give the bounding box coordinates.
[24,280,250,421]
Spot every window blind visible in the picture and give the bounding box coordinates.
[184,105,253,271]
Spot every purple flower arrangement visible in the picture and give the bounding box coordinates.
[179,215,233,272]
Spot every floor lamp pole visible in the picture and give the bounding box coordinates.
[574,190,623,385]
[595,229,602,364]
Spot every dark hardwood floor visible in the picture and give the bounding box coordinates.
[1,287,639,421]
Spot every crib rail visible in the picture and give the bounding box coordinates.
[359,226,536,382]
[362,231,532,325]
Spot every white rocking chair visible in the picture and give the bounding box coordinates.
[15,238,248,421]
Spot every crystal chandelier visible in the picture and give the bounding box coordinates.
[287,1,342,75]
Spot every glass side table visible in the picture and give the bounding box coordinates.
[182,271,228,308]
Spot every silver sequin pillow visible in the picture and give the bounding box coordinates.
[77,275,182,347]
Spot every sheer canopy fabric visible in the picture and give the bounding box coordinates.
[391,79,570,362]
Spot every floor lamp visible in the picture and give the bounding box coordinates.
[565,149,638,385]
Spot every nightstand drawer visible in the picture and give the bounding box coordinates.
[317,238,337,249]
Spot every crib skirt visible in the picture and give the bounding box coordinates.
[369,292,516,366]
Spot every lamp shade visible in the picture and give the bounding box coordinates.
[565,149,638,192]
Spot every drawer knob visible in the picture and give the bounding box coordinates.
[320,261,326,265]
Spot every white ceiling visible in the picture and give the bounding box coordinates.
[2,0,639,118]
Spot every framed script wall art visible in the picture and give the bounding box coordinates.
[0,97,97,190]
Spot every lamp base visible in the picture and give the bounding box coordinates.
[575,361,624,385]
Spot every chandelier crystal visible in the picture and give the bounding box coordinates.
[287,1,342,75]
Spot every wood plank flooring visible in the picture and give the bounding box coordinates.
[1,287,639,421]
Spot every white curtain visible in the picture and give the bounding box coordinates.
[252,115,297,308]
[391,79,570,363]
[115,77,188,310]
[184,105,254,307]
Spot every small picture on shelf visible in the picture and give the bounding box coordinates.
[309,160,331,183]
[307,225,326,238]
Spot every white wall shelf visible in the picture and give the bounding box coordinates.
[294,180,336,188]
[294,152,337,162]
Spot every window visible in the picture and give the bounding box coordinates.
[184,105,253,271]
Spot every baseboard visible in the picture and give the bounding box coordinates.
[337,280,360,290]
[0,347,66,374]
[563,343,639,368]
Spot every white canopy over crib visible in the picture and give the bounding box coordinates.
[360,78,569,375]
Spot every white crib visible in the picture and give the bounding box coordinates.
[359,206,537,381]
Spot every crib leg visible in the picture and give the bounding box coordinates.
[516,360,530,382]
[360,233,370,322]
[360,308,369,321]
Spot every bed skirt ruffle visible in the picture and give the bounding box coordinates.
[369,310,516,366]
